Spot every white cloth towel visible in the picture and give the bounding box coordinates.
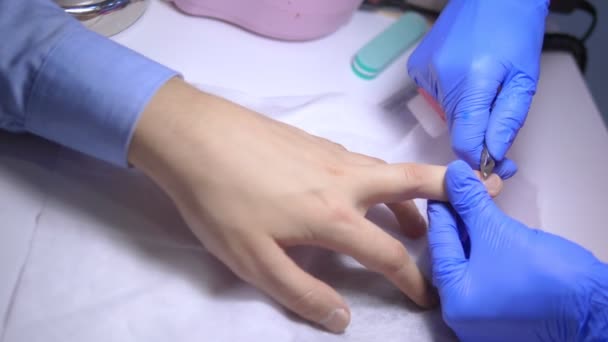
[1,86,539,341]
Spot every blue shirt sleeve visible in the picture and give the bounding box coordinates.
[0,0,178,166]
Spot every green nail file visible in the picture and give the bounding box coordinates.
[352,12,428,80]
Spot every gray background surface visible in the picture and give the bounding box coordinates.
[553,0,607,124]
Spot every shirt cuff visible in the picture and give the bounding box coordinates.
[25,26,178,167]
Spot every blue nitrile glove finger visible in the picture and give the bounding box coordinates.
[408,0,548,174]
[427,202,464,262]
[443,162,498,229]
[486,73,536,160]
[446,80,494,169]
[427,201,467,289]
[492,158,518,180]
[427,160,608,341]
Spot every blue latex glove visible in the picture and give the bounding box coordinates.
[408,0,549,178]
[427,161,608,341]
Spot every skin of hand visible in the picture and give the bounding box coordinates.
[128,78,503,333]
[428,160,608,341]
[408,0,549,179]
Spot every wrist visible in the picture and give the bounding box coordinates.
[128,78,215,186]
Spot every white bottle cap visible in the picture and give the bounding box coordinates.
[407,94,447,138]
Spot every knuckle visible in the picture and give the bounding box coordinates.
[285,288,320,317]
[368,156,386,165]
[348,152,385,166]
[378,242,409,275]
[224,238,267,284]
[430,54,446,71]
[228,255,256,283]
[332,142,347,151]
[516,74,537,93]
[324,164,346,177]
[250,258,275,284]
[319,137,347,151]
[401,164,424,190]
[313,192,357,226]
[467,56,497,76]
[327,204,358,226]
[431,54,466,75]
[502,109,527,128]
[311,190,332,207]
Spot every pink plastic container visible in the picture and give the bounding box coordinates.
[170,0,364,41]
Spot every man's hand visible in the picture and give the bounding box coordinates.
[127,79,502,333]
[408,0,549,178]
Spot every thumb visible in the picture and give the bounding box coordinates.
[486,72,536,161]
[445,160,500,238]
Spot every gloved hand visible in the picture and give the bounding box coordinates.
[408,0,549,178]
[427,160,608,341]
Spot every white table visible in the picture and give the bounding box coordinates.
[2,1,608,340]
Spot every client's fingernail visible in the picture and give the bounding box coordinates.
[483,174,502,195]
[320,308,350,333]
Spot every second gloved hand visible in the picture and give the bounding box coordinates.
[408,0,549,178]
[428,161,608,341]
